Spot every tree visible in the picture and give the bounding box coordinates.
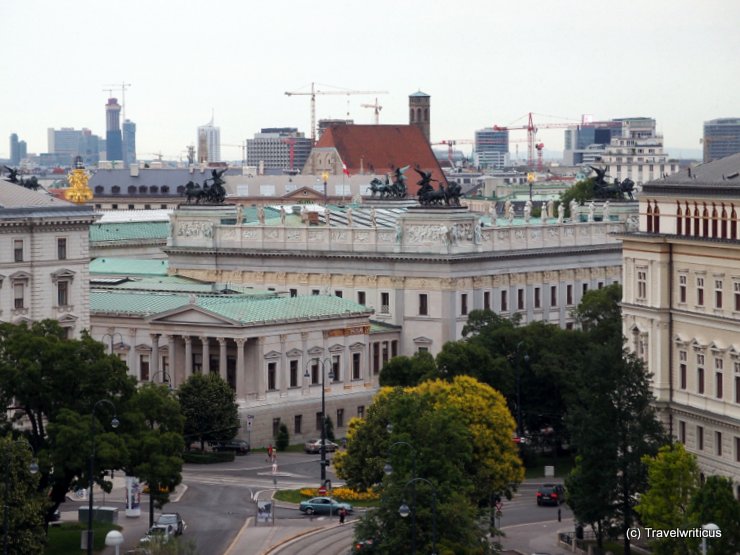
[178,373,239,451]
[635,443,700,554]
[324,415,335,442]
[559,178,596,214]
[0,436,46,555]
[379,351,437,387]
[688,476,740,554]
[276,422,289,451]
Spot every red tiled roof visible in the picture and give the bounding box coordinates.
[315,125,447,193]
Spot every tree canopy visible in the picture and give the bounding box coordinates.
[178,372,239,451]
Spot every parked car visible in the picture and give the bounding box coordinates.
[304,439,339,454]
[212,439,250,455]
[156,512,185,535]
[139,524,174,545]
[299,496,352,516]
[536,483,565,506]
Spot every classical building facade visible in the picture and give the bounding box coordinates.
[620,153,740,491]
[0,184,96,336]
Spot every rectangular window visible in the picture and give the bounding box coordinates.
[697,277,704,306]
[598,282,604,289]
[550,285,557,306]
[698,426,704,450]
[13,283,24,309]
[352,352,361,380]
[679,275,687,303]
[735,283,740,311]
[698,367,705,394]
[357,405,365,419]
[461,293,468,315]
[736,437,740,463]
[419,294,428,316]
[57,281,69,307]
[140,354,150,381]
[289,360,298,388]
[484,291,491,310]
[332,354,340,381]
[57,238,67,260]
[315,412,323,432]
[382,342,389,365]
[373,343,380,374]
[336,408,344,428]
[14,240,23,262]
[294,414,302,434]
[357,291,366,305]
[716,431,723,457]
[637,270,647,300]
[582,283,589,295]
[567,285,573,305]
[311,361,319,385]
[677,420,686,443]
[500,290,508,312]
[391,340,398,357]
[267,362,277,390]
[334,290,343,298]
[680,364,687,389]
[534,287,541,309]
[715,280,723,309]
[517,289,524,310]
[716,372,723,399]
[380,292,390,314]
[273,418,281,438]
[736,376,740,404]
[290,288,298,297]
[311,289,320,296]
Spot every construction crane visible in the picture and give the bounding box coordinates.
[285,83,388,143]
[222,142,247,164]
[361,98,383,124]
[103,82,132,121]
[493,112,580,169]
[280,138,297,171]
[431,140,474,167]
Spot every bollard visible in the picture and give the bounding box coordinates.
[558,508,561,522]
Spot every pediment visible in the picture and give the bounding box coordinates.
[349,342,365,352]
[13,316,32,325]
[709,340,725,352]
[286,348,303,358]
[264,350,281,359]
[307,346,324,356]
[149,305,240,327]
[283,186,325,200]
[57,314,78,323]
[51,268,76,281]
[413,336,433,345]
[10,271,31,281]
[328,343,344,353]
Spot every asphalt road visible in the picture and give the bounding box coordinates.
[268,523,355,555]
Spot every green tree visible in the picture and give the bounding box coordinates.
[178,373,239,451]
[0,436,46,554]
[379,351,438,387]
[635,443,700,554]
[559,178,596,215]
[276,422,289,451]
[688,476,740,553]
[324,415,336,442]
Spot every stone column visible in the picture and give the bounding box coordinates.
[127,328,137,377]
[150,333,160,380]
[184,336,193,377]
[279,334,288,395]
[218,337,228,382]
[256,337,266,400]
[200,336,210,374]
[235,337,246,400]
[167,334,177,387]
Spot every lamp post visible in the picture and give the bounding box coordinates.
[3,439,38,555]
[701,523,720,555]
[87,400,119,555]
[398,477,437,555]
[101,333,123,355]
[510,341,528,441]
[384,432,417,555]
[304,358,334,484]
[150,369,172,390]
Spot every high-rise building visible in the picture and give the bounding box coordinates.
[18,140,27,162]
[246,128,312,173]
[703,118,740,163]
[409,91,430,143]
[105,97,123,162]
[474,127,509,169]
[122,119,137,166]
[563,120,623,165]
[47,128,103,166]
[9,133,21,165]
[197,118,221,163]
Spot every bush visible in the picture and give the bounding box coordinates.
[182,451,234,464]
[276,423,289,451]
[324,416,336,442]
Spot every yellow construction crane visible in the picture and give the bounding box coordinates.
[361,98,383,125]
[285,83,388,143]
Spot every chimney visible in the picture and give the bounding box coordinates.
[130,163,139,177]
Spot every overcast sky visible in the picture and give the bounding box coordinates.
[2,0,738,160]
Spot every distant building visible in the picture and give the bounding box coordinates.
[246,128,312,173]
[122,119,137,166]
[474,128,509,169]
[197,118,221,163]
[105,98,123,162]
[600,117,678,185]
[563,120,623,165]
[47,127,102,166]
[703,118,740,162]
[9,133,23,165]
[409,91,431,143]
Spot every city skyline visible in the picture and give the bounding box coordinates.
[1,0,738,161]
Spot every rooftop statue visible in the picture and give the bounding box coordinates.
[588,165,636,200]
[3,165,41,190]
[182,168,227,204]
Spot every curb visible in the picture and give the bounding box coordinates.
[261,522,341,555]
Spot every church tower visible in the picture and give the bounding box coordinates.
[409,91,431,143]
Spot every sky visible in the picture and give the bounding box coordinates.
[2,0,738,161]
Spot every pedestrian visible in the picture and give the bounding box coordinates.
[267,444,273,462]
[271,460,278,474]
[339,507,347,525]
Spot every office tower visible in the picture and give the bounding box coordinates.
[703,118,740,162]
[197,118,221,163]
[409,91,431,142]
[10,133,20,165]
[18,140,27,162]
[105,97,123,162]
[563,120,622,165]
[246,128,312,172]
[122,119,137,166]
[474,128,509,169]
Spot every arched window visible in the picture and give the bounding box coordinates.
[732,205,738,240]
[139,185,147,193]
[417,107,422,122]
[654,202,660,233]
[111,186,120,194]
[693,203,701,237]
[128,185,137,194]
[176,185,185,194]
[702,203,709,237]
[676,201,682,235]
[684,201,691,236]
[95,185,104,194]
[721,203,728,238]
[150,186,159,194]
[711,203,718,237]
[646,201,653,233]
[161,186,170,193]
[410,109,415,122]
[424,108,429,121]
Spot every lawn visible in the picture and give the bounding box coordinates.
[46,522,122,555]
[274,489,378,508]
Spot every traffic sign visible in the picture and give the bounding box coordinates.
[318,486,327,495]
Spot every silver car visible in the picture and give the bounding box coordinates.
[304,438,339,453]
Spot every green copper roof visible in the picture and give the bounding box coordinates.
[95,275,276,296]
[90,291,372,325]
[89,221,169,243]
[370,320,402,334]
[90,258,169,276]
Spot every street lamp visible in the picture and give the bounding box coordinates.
[701,523,720,555]
[3,439,38,555]
[304,358,334,484]
[150,369,172,390]
[87,400,119,555]
[509,341,528,441]
[399,477,437,555]
[384,429,418,554]
[101,333,123,355]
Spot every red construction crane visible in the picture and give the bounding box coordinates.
[493,112,582,168]
[431,139,474,166]
[281,138,297,170]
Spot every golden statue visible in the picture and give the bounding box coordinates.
[64,156,93,204]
